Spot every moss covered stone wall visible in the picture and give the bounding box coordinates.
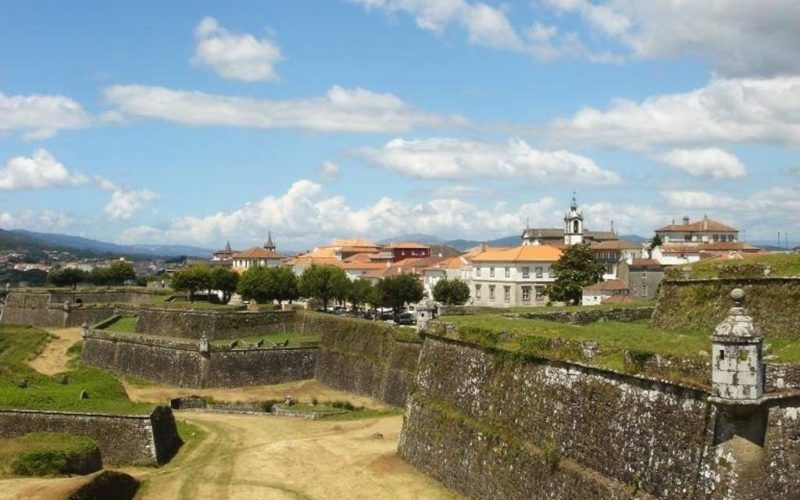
[132,307,295,339]
[651,278,800,339]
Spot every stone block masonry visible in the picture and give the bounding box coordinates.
[82,329,317,388]
[131,307,294,340]
[0,406,181,465]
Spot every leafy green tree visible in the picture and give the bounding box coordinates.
[376,273,424,315]
[545,242,604,305]
[236,266,272,304]
[171,264,212,301]
[267,266,299,305]
[298,264,350,311]
[347,279,374,311]
[647,234,664,258]
[432,278,470,305]
[48,267,87,289]
[106,261,136,285]
[211,266,239,303]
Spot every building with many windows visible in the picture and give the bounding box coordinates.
[231,232,284,273]
[469,245,561,307]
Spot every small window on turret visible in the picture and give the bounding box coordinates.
[719,349,725,360]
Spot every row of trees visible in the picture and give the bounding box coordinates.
[48,261,137,288]
[170,264,239,302]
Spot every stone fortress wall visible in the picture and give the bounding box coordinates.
[0,406,181,466]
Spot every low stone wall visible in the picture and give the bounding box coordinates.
[131,306,295,340]
[766,363,800,390]
[399,334,800,499]
[0,406,181,465]
[652,278,800,339]
[309,312,422,407]
[515,306,654,324]
[82,329,317,388]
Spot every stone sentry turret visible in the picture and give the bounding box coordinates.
[710,288,764,402]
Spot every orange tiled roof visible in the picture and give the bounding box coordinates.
[591,239,641,250]
[325,238,379,249]
[656,217,738,233]
[233,247,284,259]
[472,245,562,263]
[382,241,431,250]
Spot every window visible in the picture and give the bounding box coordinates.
[475,285,482,299]
[476,266,481,277]
[535,266,543,278]
[504,267,510,278]
[605,264,613,274]
[489,285,496,301]
[490,267,495,278]
[522,286,531,301]
[642,285,649,297]
[633,284,639,295]
[504,286,510,302]
[522,266,530,278]
[642,271,648,279]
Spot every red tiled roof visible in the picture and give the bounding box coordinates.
[472,245,562,263]
[656,217,738,233]
[382,241,431,250]
[591,239,641,250]
[233,247,284,259]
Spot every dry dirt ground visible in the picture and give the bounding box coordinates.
[1,328,457,499]
[27,327,82,375]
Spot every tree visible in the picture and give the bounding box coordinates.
[236,266,272,304]
[298,264,350,311]
[267,266,299,305]
[376,273,424,315]
[347,279,374,311]
[545,242,604,305]
[211,266,239,303]
[106,261,136,285]
[48,267,87,289]
[647,234,663,258]
[432,278,470,305]
[171,264,212,301]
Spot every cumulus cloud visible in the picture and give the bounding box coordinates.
[550,76,800,150]
[656,148,747,179]
[104,84,467,133]
[0,91,91,140]
[661,190,736,210]
[0,210,73,232]
[118,179,562,246]
[318,161,341,181]
[544,0,800,77]
[103,188,160,220]
[356,137,619,184]
[0,149,89,190]
[192,17,282,82]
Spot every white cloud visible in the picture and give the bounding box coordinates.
[118,179,560,247]
[544,0,800,77]
[318,161,341,181]
[104,84,467,133]
[103,188,160,220]
[0,149,89,190]
[0,91,91,140]
[656,148,747,179]
[0,210,73,232]
[192,17,282,82]
[661,190,735,210]
[356,137,619,184]
[550,76,800,150]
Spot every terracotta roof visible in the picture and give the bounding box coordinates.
[472,245,562,263]
[339,261,387,271]
[591,239,641,250]
[382,241,431,250]
[233,247,284,259]
[325,238,379,249]
[630,258,663,268]
[423,255,469,271]
[660,242,759,253]
[583,279,628,292]
[656,217,738,233]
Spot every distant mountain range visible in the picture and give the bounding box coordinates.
[7,230,212,259]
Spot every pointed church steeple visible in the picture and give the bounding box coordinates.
[225,240,232,252]
[564,193,584,245]
[264,231,276,251]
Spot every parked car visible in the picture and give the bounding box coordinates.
[395,312,416,325]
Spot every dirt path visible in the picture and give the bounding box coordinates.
[124,379,391,409]
[28,327,81,375]
[128,412,457,500]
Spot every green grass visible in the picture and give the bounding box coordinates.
[210,332,320,347]
[98,315,138,333]
[509,298,656,313]
[143,299,242,310]
[0,325,153,414]
[0,432,99,477]
[439,315,711,384]
[683,253,800,278]
[319,408,404,421]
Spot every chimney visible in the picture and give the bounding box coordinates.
[683,216,690,225]
[480,242,487,253]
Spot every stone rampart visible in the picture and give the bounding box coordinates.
[0,406,181,465]
[308,312,422,407]
[652,278,800,339]
[443,305,654,323]
[399,334,800,499]
[131,306,294,339]
[82,329,316,388]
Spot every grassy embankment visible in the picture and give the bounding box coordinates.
[681,253,800,279]
[0,325,153,414]
[0,432,99,477]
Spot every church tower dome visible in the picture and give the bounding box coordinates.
[564,192,584,245]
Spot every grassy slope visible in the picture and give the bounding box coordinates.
[684,253,800,278]
[0,432,99,477]
[99,315,138,333]
[0,326,152,414]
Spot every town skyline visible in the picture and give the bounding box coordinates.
[1,1,799,249]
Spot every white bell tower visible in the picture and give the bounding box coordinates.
[564,193,584,245]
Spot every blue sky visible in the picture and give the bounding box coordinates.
[0,0,798,250]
